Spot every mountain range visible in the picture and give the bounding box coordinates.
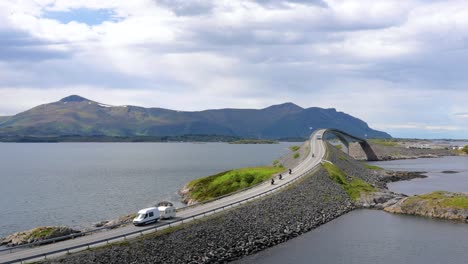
[0,95,391,140]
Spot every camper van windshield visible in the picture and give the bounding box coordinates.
[137,213,147,219]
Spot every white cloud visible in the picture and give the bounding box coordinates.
[2,0,468,138]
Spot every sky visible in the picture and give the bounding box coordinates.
[1,0,467,139]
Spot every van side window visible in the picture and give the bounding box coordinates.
[149,212,154,217]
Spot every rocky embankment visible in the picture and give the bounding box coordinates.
[384,191,468,222]
[0,226,80,247]
[44,144,354,263]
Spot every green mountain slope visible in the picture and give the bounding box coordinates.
[0,95,391,139]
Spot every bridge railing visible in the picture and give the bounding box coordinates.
[2,159,322,264]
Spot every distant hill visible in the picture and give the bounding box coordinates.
[0,116,11,123]
[0,95,391,140]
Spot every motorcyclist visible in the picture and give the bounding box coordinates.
[279,174,283,180]
[271,178,275,185]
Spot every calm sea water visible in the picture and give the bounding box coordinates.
[0,142,295,237]
[373,156,468,195]
[237,156,468,264]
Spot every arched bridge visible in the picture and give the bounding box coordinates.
[318,128,379,161]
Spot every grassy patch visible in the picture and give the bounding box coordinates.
[290,145,300,152]
[272,159,284,168]
[322,162,376,200]
[28,227,55,239]
[334,144,343,150]
[405,191,468,209]
[293,153,300,159]
[463,145,468,154]
[339,156,348,161]
[369,139,398,147]
[187,167,283,202]
[363,163,384,170]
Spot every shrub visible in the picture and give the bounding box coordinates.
[290,145,300,152]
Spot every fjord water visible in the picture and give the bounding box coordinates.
[373,156,468,195]
[237,156,468,264]
[0,142,295,238]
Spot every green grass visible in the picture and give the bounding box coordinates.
[363,163,384,170]
[290,145,300,152]
[463,145,468,154]
[368,139,398,147]
[322,162,376,200]
[28,227,55,239]
[334,144,343,150]
[186,167,283,202]
[405,191,468,209]
[272,160,279,166]
[293,153,300,159]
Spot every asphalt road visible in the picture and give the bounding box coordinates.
[0,129,326,264]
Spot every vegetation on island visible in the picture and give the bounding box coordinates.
[29,227,57,239]
[368,139,398,147]
[293,153,300,159]
[289,145,300,151]
[462,145,468,154]
[323,162,376,200]
[0,134,246,143]
[272,160,284,168]
[229,139,278,144]
[404,191,468,210]
[185,167,283,202]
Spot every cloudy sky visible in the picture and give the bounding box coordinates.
[1,0,467,138]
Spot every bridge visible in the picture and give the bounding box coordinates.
[320,128,379,161]
[0,129,378,264]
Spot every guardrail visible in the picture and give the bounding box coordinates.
[2,160,323,264]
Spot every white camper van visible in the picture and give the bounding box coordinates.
[133,207,160,226]
[157,201,176,219]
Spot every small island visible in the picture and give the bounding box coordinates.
[384,191,468,222]
[228,139,278,144]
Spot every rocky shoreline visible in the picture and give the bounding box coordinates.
[384,192,468,222]
[0,226,80,247]
[380,170,428,183]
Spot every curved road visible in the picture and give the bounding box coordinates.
[0,129,326,264]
